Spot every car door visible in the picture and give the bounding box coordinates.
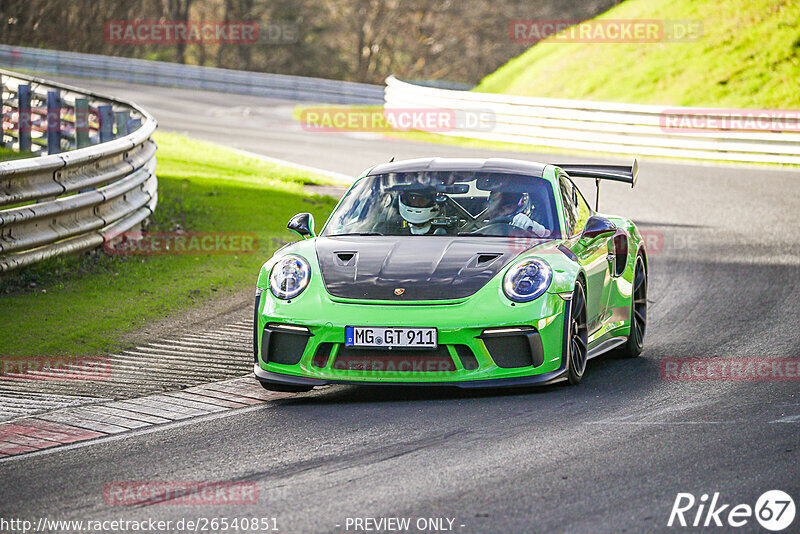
[572,181,616,326]
[558,175,609,333]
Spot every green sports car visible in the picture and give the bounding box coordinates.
[253,158,647,391]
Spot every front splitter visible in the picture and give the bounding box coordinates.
[254,363,568,389]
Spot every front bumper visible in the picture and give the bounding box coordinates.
[254,283,570,387]
[254,363,568,388]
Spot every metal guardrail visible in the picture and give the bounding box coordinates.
[1,74,142,156]
[385,76,800,164]
[0,44,384,105]
[0,70,157,272]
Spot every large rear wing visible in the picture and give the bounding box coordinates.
[555,159,639,188]
[554,159,639,210]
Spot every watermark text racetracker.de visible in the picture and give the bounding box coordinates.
[332,359,456,375]
[668,490,795,531]
[1,356,111,381]
[104,231,258,256]
[660,358,800,382]
[660,109,800,132]
[0,516,279,534]
[509,19,703,43]
[104,20,297,45]
[104,481,258,506]
[638,229,699,256]
[296,106,495,133]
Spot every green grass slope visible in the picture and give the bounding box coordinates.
[477,0,800,109]
[0,146,33,161]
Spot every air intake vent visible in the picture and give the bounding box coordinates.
[613,234,628,276]
[261,327,311,366]
[480,328,544,369]
[454,344,479,370]
[334,252,357,266]
[477,253,502,266]
[313,343,334,368]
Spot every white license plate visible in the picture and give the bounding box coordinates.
[345,326,437,348]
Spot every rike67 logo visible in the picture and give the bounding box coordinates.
[668,490,795,531]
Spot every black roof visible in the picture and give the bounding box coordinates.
[367,157,548,177]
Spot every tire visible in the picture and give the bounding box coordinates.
[616,254,647,358]
[258,380,314,393]
[566,280,589,386]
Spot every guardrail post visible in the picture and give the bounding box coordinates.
[98,105,114,142]
[18,84,32,152]
[46,90,61,154]
[75,97,90,148]
[114,111,128,137]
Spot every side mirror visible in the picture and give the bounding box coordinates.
[288,213,315,239]
[581,215,616,241]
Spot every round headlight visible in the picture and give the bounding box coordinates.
[269,255,311,300]
[503,258,552,302]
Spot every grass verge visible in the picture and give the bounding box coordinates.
[0,132,342,357]
[0,146,33,161]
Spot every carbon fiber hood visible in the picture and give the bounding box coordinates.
[315,236,549,301]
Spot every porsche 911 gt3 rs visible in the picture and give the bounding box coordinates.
[253,157,647,391]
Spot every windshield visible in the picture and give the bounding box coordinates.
[322,171,560,238]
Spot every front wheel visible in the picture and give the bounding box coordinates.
[616,254,647,358]
[566,280,589,385]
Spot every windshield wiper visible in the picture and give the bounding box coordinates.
[332,232,384,236]
[458,231,491,236]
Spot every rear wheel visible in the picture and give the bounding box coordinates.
[617,254,647,358]
[258,380,314,393]
[566,281,589,385]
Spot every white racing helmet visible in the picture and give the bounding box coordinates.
[399,190,439,234]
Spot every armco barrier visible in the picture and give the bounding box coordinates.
[0,70,157,272]
[385,76,800,164]
[0,44,384,105]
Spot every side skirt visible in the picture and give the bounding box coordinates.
[587,336,627,360]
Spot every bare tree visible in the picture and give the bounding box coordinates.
[1,0,620,85]
[162,0,195,64]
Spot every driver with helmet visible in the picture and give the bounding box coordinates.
[484,191,548,236]
[398,190,445,235]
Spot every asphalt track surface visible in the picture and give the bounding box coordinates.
[2,79,800,533]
